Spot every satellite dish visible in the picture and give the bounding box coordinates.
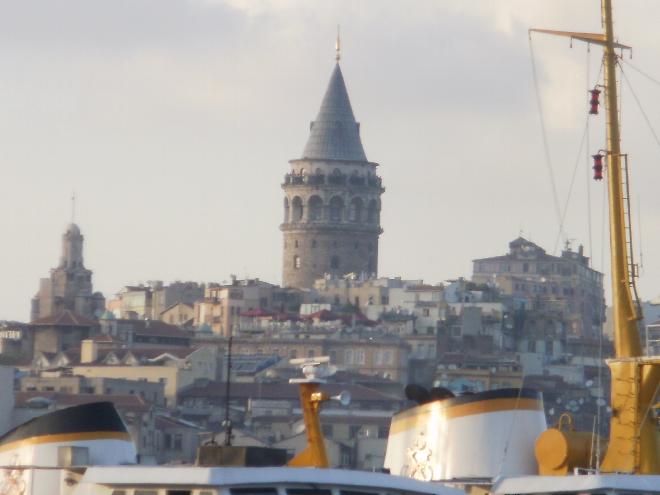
[405,384,431,405]
[332,391,351,407]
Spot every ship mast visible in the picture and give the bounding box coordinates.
[530,0,659,474]
[601,0,641,359]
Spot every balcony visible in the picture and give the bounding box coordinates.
[283,172,383,191]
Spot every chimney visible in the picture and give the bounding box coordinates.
[80,339,98,364]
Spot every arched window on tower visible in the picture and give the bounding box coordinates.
[309,195,323,221]
[283,197,290,223]
[349,197,364,223]
[329,196,344,222]
[292,196,304,222]
[330,256,340,270]
[293,255,301,269]
[367,199,379,224]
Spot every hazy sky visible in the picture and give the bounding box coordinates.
[3,0,660,321]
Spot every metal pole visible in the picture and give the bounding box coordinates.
[224,334,233,446]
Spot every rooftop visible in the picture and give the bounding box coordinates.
[30,309,98,327]
[301,63,367,162]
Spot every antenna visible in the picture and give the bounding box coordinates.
[223,334,233,446]
[71,192,76,224]
[335,25,341,62]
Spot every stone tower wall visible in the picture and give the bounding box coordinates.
[282,229,380,288]
[281,159,383,288]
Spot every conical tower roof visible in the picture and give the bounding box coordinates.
[302,63,367,162]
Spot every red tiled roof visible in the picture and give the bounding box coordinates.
[129,320,192,339]
[304,309,341,321]
[154,415,202,430]
[30,310,98,327]
[64,345,200,365]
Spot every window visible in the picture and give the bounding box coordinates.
[523,263,529,273]
[308,195,323,221]
[293,255,301,269]
[355,349,366,365]
[367,199,378,223]
[330,256,340,270]
[329,196,344,222]
[312,239,317,248]
[345,349,354,364]
[545,341,554,356]
[322,424,333,436]
[167,491,191,495]
[174,434,183,450]
[527,340,536,352]
[135,491,158,495]
[349,197,364,222]
[307,349,315,358]
[291,196,303,222]
[349,425,361,439]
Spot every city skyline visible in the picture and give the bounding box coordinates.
[3,1,660,320]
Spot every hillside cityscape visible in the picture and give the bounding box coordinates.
[1,57,658,470]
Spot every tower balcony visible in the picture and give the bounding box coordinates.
[282,172,383,191]
[280,222,383,235]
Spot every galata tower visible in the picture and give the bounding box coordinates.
[281,56,384,288]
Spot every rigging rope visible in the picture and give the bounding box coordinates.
[586,47,594,262]
[553,120,589,255]
[529,36,564,248]
[622,58,660,88]
[619,64,660,150]
[551,57,603,256]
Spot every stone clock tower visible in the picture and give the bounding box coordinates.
[281,60,384,288]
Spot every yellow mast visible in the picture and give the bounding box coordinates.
[531,0,660,474]
[601,0,641,359]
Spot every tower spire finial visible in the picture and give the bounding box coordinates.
[71,192,76,224]
[335,25,341,62]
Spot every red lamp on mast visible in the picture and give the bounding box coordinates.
[589,88,601,115]
[592,153,604,180]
